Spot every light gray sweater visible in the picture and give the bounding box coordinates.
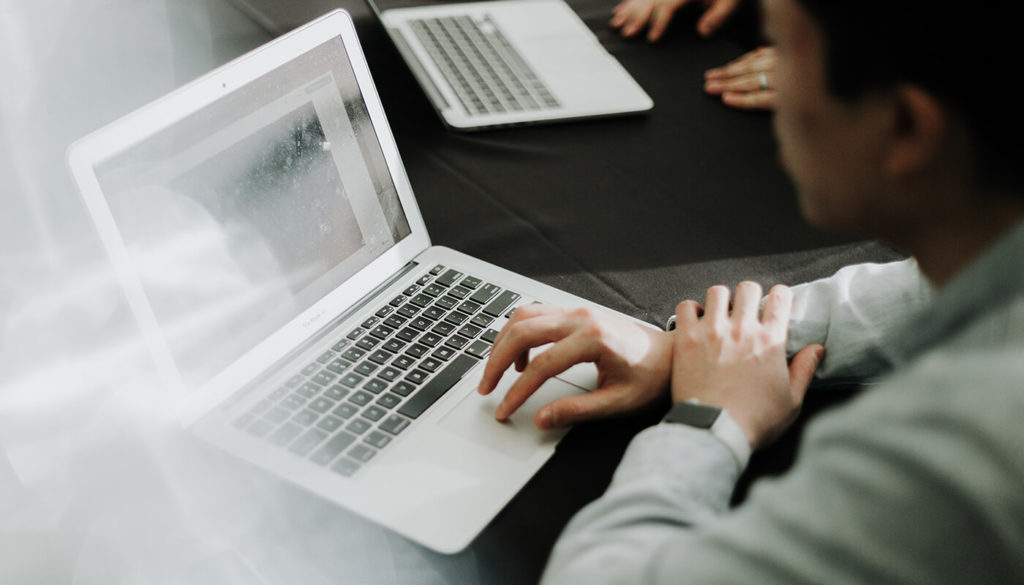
[542,223,1024,585]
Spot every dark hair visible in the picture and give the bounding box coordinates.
[792,0,1020,193]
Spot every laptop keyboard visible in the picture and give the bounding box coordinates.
[232,264,522,477]
[409,15,560,116]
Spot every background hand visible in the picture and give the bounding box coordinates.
[671,283,824,449]
[478,305,673,430]
[704,46,778,110]
[610,0,741,42]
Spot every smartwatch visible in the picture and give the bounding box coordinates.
[662,400,751,468]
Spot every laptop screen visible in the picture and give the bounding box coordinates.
[93,36,411,388]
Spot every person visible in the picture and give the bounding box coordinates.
[478,0,1024,582]
[611,0,778,110]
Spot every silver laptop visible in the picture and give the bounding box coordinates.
[67,9,620,553]
[367,0,654,129]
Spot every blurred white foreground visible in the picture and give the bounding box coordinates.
[0,1,481,582]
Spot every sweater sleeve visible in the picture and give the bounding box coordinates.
[785,259,933,383]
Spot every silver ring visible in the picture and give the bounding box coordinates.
[757,71,768,90]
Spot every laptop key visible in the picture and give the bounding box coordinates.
[391,381,416,397]
[269,422,303,446]
[264,406,290,424]
[384,314,407,329]
[311,430,357,465]
[368,349,393,365]
[471,313,495,328]
[349,390,373,406]
[331,458,361,477]
[346,418,372,435]
[364,378,388,394]
[404,369,429,385]
[348,444,377,463]
[469,283,501,304]
[332,402,359,419]
[324,385,349,401]
[317,415,344,433]
[435,269,463,287]
[466,339,491,359]
[482,290,521,317]
[398,354,478,418]
[355,362,378,377]
[309,397,335,414]
[289,428,328,456]
[292,409,319,426]
[380,414,412,435]
[376,393,401,409]
[281,394,307,411]
[391,355,415,370]
[340,373,364,388]
[362,405,387,422]
[326,358,352,375]
[312,371,336,386]
[365,430,392,449]
[296,382,320,399]
[341,347,366,362]
[356,336,381,351]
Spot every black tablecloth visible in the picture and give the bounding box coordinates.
[323,1,899,581]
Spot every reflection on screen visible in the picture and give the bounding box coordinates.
[94,37,411,388]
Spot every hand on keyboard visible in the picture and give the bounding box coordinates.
[477,304,673,430]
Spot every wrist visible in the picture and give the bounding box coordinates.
[662,400,751,469]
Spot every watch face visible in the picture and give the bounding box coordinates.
[664,402,721,429]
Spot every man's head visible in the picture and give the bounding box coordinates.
[763,0,1021,246]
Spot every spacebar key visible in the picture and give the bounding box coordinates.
[398,354,478,418]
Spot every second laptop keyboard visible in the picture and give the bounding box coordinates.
[409,15,560,116]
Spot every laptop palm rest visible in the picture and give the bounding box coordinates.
[438,369,584,461]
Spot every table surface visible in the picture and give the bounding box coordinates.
[1,1,898,583]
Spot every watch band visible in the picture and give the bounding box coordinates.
[662,400,751,468]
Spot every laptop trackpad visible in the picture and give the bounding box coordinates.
[438,372,585,461]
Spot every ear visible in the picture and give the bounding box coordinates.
[884,85,951,179]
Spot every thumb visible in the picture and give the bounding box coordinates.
[788,344,825,399]
[534,387,628,430]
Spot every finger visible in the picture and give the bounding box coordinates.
[705,50,767,79]
[702,285,731,323]
[788,344,825,399]
[646,4,675,41]
[495,331,598,420]
[533,385,634,430]
[610,3,631,27]
[620,2,656,37]
[710,71,767,93]
[479,312,569,395]
[696,0,739,37]
[731,281,762,323]
[674,299,703,328]
[721,89,777,110]
[487,302,546,351]
[761,284,793,330]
